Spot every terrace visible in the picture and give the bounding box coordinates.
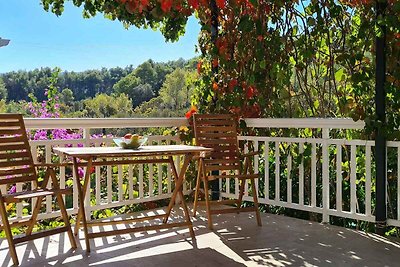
[1,1,400,266]
[1,117,400,266]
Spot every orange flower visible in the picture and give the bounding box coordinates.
[185,105,198,119]
[197,61,202,74]
[212,82,219,91]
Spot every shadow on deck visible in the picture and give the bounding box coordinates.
[1,206,400,266]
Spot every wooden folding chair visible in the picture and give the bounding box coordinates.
[192,114,262,229]
[0,114,76,266]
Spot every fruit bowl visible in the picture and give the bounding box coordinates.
[113,136,148,149]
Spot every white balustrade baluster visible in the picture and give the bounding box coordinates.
[350,145,357,214]
[311,143,317,207]
[287,144,292,204]
[275,142,280,201]
[366,145,372,217]
[336,144,342,212]
[299,142,304,205]
[139,164,144,198]
[46,145,52,214]
[118,165,123,201]
[264,141,269,201]
[128,164,134,200]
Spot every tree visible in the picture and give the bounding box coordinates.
[135,68,195,117]
[60,88,74,105]
[159,68,192,111]
[0,78,7,101]
[134,61,157,91]
[82,93,133,118]
[130,83,154,107]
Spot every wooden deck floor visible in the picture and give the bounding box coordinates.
[1,206,400,266]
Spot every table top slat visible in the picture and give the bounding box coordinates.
[53,145,212,158]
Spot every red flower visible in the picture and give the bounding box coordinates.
[212,58,219,68]
[160,0,173,12]
[216,0,226,9]
[174,2,182,11]
[126,1,138,14]
[197,61,202,74]
[188,0,199,9]
[199,0,208,7]
[244,103,261,118]
[246,85,257,99]
[228,79,238,91]
[185,105,198,119]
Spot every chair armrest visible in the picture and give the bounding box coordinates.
[34,163,73,168]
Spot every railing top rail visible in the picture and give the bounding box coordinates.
[24,117,189,129]
[244,118,365,130]
[24,117,365,130]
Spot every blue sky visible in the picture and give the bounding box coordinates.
[0,1,200,73]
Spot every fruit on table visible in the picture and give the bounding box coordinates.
[130,134,140,147]
[121,134,143,149]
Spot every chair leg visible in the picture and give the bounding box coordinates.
[0,198,19,266]
[237,179,246,213]
[55,192,77,249]
[203,178,213,230]
[251,179,262,226]
[26,195,45,235]
[50,168,77,249]
[193,160,202,217]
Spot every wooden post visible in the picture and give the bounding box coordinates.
[210,0,220,200]
[375,0,387,235]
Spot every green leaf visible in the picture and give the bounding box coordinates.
[335,69,345,81]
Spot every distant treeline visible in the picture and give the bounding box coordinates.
[0,57,197,103]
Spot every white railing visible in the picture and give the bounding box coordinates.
[12,118,188,223]
[222,118,399,227]
[6,117,400,228]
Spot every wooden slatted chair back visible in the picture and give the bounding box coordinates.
[193,114,241,173]
[0,114,37,187]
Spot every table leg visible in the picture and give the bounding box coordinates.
[164,155,195,239]
[73,157,92,252]
[177,189,195,239]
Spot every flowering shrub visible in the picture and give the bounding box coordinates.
[27,68,83,141]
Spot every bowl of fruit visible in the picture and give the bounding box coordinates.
[113,134,147,149]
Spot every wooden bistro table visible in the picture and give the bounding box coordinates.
[53,145,212,252]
